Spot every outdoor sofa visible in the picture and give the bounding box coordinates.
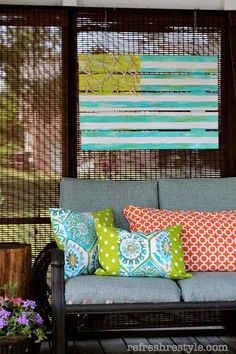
[38,177,236,354]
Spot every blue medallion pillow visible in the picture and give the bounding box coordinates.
[49,208,114,279]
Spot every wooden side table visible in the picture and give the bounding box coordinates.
[0,243,31,299]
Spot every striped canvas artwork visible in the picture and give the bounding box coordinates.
[79,54,218,150]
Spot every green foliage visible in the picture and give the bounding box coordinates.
[0,25,62,158]
[0,88,23,155]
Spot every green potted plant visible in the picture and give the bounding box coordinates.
[0,285,46,353]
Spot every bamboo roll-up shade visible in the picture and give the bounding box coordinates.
[77,9,227,180]
[0,6,67,261]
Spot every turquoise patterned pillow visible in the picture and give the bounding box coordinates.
[95,223,191,279]
[49,208,114,279]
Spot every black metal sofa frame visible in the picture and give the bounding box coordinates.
[32,240,236,354]
[51,248,236,354]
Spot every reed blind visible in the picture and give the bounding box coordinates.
[0,7,233,262]
[0,7,67,260]
[77,9,228,180]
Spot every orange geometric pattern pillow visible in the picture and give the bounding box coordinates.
[124,205,236,272]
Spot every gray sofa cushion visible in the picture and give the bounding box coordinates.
[65,276,181,304]
[158,177,236,211]
[178,272,236,302]
[59,178,158,230]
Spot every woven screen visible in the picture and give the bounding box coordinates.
[0,7,67,260]
[0,7,232,262]
[77,10,228,180]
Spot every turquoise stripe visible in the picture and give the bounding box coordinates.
[81,143,218,150]
[140,68,217,74]
[141,55,218,63]
[82,130,218,138]
[140,85,218,92]
[80,115,218,123]
[140,74,217,79]
[80,101,218,109]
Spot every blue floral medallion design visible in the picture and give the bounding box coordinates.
[117,229,173,278]
[118,230,149,273]
[49,208,113,279]
[64,240,88,279]
[154,230,171,264]
[66,212,95,250]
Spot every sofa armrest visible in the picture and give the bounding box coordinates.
[32,241,58,330]
[52,248,66,354]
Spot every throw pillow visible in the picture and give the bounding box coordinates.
[124,205,236,272]
[95,222,191,279]
[49,207,114,279]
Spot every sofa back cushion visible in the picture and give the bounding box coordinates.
[59,178,158,230]
[158,177,236,211]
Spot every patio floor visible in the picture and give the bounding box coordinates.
[40,335,236,353]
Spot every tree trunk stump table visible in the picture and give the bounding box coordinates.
[0,243,31,298]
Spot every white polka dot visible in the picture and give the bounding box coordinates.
[112,272,116,275]
[174,274,178,278]
[106,266,110,270]
[94,218,98,222]
[112,259,115,263]
[104,240,108,245]
[100,248,103,253]
[104,228,107,232]
[179,245,182,249]
[174,238,177,241]
[101,261,104,265]
[98,224,101,228]
[99,236,103,240]
[178,270,182,273]
[180,257,183,261]
[175,250,178,254]
[110,233,114,238]
[102,223,106,226]
[105,217,108,221]
[111,246,115,250]
[175,262,178,266]
[105,253,109,258]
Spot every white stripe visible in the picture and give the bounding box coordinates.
[81,122,218,130]
[142,62,218,69]
[80,95,217,102]
[141,78,217,85]
[81,111,217,117]
[82,137,218,144]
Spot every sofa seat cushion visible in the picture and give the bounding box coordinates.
[178,272,236,302]
[65,275,181,304]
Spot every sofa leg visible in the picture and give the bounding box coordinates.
[52,249,66,354]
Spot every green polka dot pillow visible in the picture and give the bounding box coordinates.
[95,223,191,279]
[49,208,114,279]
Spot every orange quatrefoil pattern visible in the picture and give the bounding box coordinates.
[124,205,236,272]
